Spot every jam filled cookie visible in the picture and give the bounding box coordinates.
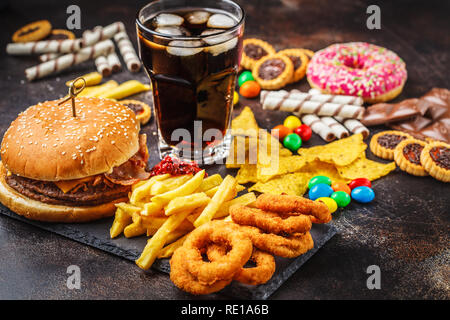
[46,29,75,40]
[394,138,428,176]
[12,20,52,43]
[120,99,152,125]
[278,49,309,83]
[420,141,450,182]
[299,48,314,59]
[370,130,413,160]
[241,38,276,70]
[252,53,294,90]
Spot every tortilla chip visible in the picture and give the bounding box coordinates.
[299,160,349,183]
[236,164,257,184]
[249,172,310,196]
[256,155,310,182]
[337,156,396,181]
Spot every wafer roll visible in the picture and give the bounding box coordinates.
[114,31,141,72]
[82,22,125,47]
[301,114,336,142]
[262,96,365,119]
[334,116,370,139]
[107,52,122,72]
[320,117,350,139]
[261,89,364,106]
[95,55,112,77]
[25,40,114,81]
[6,39,82,55]
[39,53,61,62]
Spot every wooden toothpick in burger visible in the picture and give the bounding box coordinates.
[58,76,86,117]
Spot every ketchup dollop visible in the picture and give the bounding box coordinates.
[149,156,204,177]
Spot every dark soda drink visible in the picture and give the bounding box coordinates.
[136,1,245,163]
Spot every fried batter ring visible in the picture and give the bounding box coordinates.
[182,221,253,285]
[170,247,232,295]
[207,245,276,286]
[255,193,331,224]
[230,205,312,234]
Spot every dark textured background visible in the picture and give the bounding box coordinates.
[0,0,449,299]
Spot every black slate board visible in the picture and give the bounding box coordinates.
[0,206,336,299]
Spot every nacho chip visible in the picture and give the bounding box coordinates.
[298,160,349,183]
[337,156,396,181]
[249,172,310,196]
[236,164,257,184]
[256,155,309,182]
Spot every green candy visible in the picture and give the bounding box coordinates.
[330,191,351,208]
[308,175,332,189]
[238,71,255,87]
[283,133,302,152]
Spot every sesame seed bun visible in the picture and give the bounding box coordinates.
[0,97,140,181]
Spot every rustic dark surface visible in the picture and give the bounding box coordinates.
[0,0,449,300]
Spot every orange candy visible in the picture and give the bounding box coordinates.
[331,182,351,195]
[239,80,261,98]
[271,125,293,140]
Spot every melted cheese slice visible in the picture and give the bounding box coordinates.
[54,176,95,193]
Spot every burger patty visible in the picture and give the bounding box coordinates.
[5,174,130,206]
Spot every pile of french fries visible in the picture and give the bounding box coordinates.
[110,170,256,270]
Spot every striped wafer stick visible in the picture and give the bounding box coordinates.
[6,39,82,55]
[107,51,122,72]
[334,116,370,139]
[82,22,125,47]
[114,31,141,72]
[39,53,61,62]
[320,116,350,139]
[261,89,364,106]
[25,40,114,81]
[301,114,336,142]
[95,55,112,77]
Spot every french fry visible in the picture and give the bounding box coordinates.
[129,174,170,205]
[141,202,164,217]
[151,170,205,205]
[115,202,142,215]
[140,215,193,232]
[124,216,147,238]
[66,71,102,87]
[150,175,192,195]
[157,234,189,259]
[164,192,210,216]
[97,80,151,100]
[77,80,118,97]
[136,209,193,270]
[110,208,132,238]
[193,175,236,227]
[199,174,223,191]
[204,183,245,198]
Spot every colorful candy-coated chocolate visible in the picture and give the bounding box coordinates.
[239,80,261,98]
[272,125,293,140]
[308,175,332,189]
[233,91,239,105]
[294,124,312,142]
[315,197,338,214]
[283,115,302,130]
[330,191,351,207]
[348,178,372,190]
[283,133,302,152]
[308,183,334,201]
[351,186,375,203]
[238,71,255,86]
[331,182,351,195]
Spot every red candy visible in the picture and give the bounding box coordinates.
[294,124,312,142]
[150,156,204,177]
[348,178,372,190]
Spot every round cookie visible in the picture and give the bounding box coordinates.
[119,99,152,125]
[12,20,52,43]
[394,138,428,176]
[46,29,75,40]
[252,53,294,90]
[370,130,413,160]
[241,38,276,70]
[299,48,314,59]
[420,141,450,182]
[278,48,309,83]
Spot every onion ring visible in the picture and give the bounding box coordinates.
[207,245,276,285]
[230,205,312,234]
[254,193,331,224]
[170,247,232,295]
[182,220,253,285]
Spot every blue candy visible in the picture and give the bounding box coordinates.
[308,183,334,201]
[351,186,375,203]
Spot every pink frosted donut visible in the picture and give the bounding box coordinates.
[306,42,407,103]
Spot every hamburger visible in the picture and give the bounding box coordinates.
[0,97,150,222]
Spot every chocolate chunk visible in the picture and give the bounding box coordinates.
[402,143,424,165]
[362,99,421,126]
[244,43,268,60]
[429,146,450,170]
[377,134,407,149]
[258,58,286,80]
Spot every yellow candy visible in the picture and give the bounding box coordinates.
[283,115,302,130]
[316,197,338,214]
[233,91,239,105]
